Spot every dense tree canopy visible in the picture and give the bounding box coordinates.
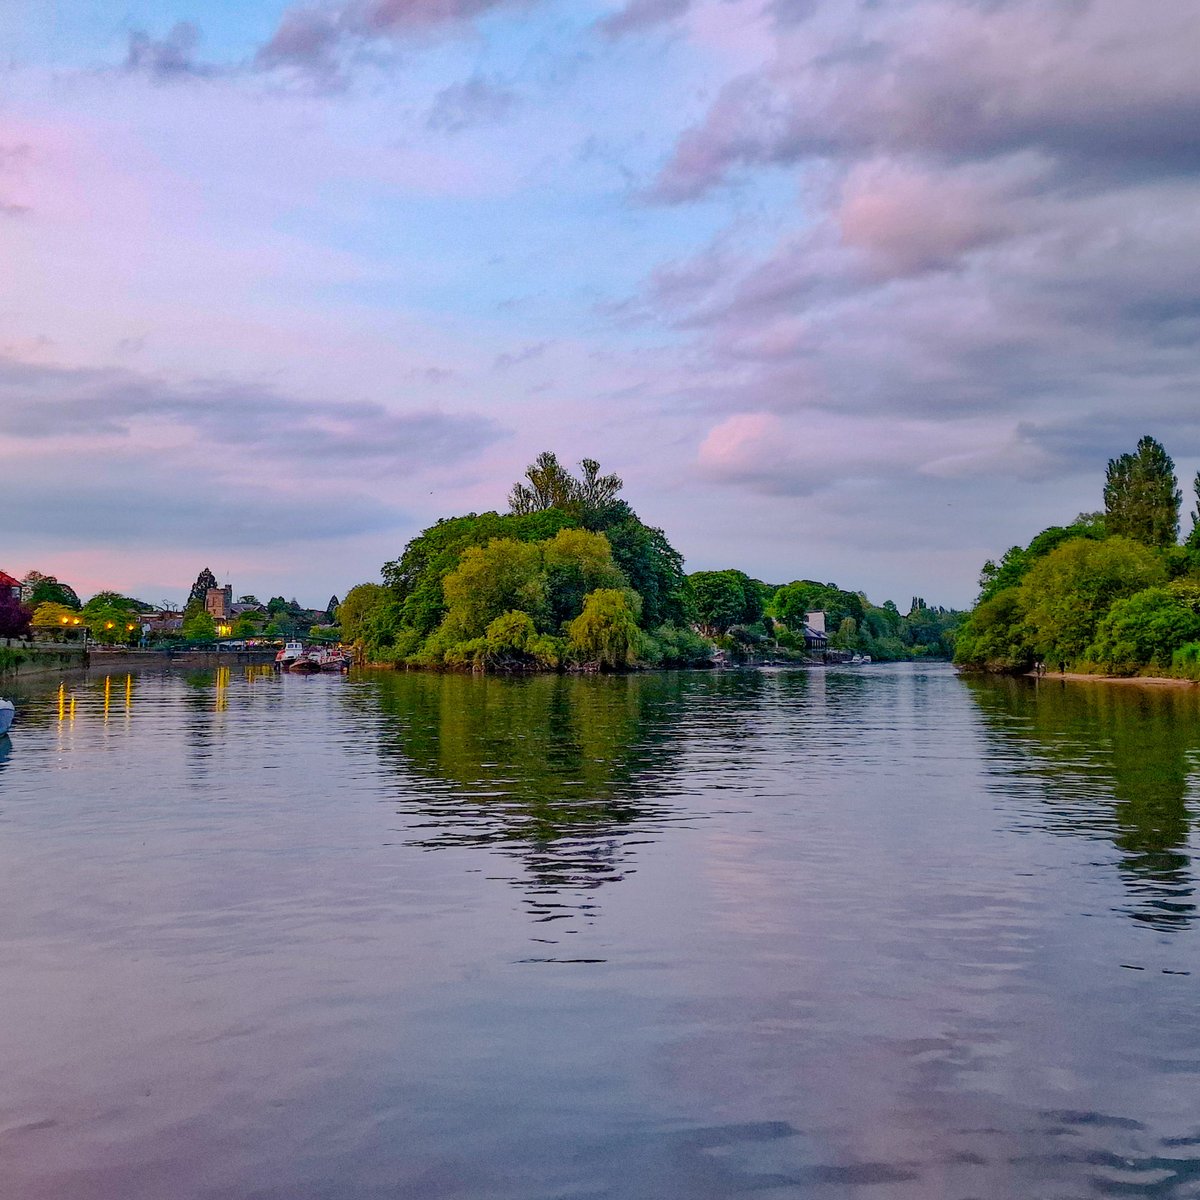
[959,436,1200,677]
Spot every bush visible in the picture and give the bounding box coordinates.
[643,624,714,667]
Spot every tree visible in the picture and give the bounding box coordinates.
[188,568,219,608]
[0,595,31,638]
[690,571,748,636]
[507,451,624,525]
[32,600,81,625]
[439,539,546,643]
[542,528,627,629]
[509,451,579,515]
[567,589,643,668]
[338,583,389,645]
[954,588,1033,672]
[23,571,81,609]
[182,611,217,641]
[604,517,690,628]
[773,580,863,633]
[1021,535,1164,663]
[1103,435,1181,548]
[1089,586,1200,672]
[831,616,858,650]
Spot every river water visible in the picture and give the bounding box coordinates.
[0,662,1197,1199]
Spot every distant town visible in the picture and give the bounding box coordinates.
[0,566,340,647]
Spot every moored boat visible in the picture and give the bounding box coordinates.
[287,647,350,674]
[0,699,14,736]
[275,640,305,668]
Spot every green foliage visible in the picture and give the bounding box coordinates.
[1170,642,1200,679]
[1021,536,1164,663]
[337,583,390,646]
[567,589,644,669]
[0,645,28,672]
[182,611,217,641]
[543,528,628,629]
[81,593,145,644]
[605,516,691,628]
[23,571,81,609]
[382,509,578,637]
[641,623,714,667]
[508,451,624,527]
[831,616,858,650]
[1103,435,1181,548]
[440,539,548,643]
[690,569,763,635]
[772,580,863,633]
[31,601,79,628]
[954,587,1033,673]
[977,517,1107,603]
[1089,586,1200,672]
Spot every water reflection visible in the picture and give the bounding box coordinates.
[363,671,696,925]
[966,675,1200,929]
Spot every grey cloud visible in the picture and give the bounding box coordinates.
[0,357,505,470]
[257,0,528,73]
[598,0,692,38]
[628,0,1200,516]
[124,22,215,80]
[3,470,405,545]
[427,77,519,132]
[653,0,1200,201]
[493,342,549,370]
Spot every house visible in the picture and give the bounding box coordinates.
[803,610,829,654]
[0,570,22,603]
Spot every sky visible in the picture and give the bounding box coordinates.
[2,0,1199,609]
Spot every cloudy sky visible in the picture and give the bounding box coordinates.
[3,0,1198,608]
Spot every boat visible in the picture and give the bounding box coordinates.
[0,699,14,736]
[287,647,350,674]
[275,640,305,668]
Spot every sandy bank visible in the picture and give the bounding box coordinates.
[1026,670,1199,689]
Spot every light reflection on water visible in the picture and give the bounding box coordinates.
[0,662,1197,1199]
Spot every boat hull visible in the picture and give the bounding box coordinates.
[0,701,14,736]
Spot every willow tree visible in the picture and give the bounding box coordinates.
[1103,436,1181,548]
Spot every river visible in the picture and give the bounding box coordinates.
[0,662,1197,1198]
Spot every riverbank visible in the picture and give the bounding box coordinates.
[0,645,89,682]
[1028,669,1199,689]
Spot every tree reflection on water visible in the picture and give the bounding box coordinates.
[965,675,1200,930]
[361,671,696,924]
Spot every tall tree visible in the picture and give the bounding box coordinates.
[188,567,218,607]
[507,451,624,524]
[1186,471,1200,551]
[508,452,578,515]
[1103,435,1181,547]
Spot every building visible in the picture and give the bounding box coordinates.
[0,571,21,603]
[205,585,234,621]
[803,610,829,654]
